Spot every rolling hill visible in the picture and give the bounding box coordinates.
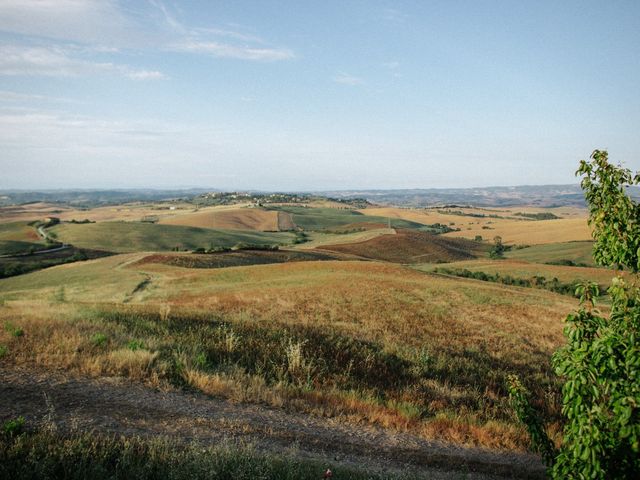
[160,207,286,231]
[49,222,296,253]
[318,229,484,263]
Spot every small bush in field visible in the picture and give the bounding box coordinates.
[0,345,7,358]
[91,333,108,347]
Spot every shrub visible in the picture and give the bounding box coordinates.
[509,151,640,478]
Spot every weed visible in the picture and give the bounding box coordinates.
[2,416,25,437]
[159,304,171,322]
[0,345,6,358]
[4,321,23,337]
[194,351,208,369]
[91,333,108,347]
[127,339,145,351]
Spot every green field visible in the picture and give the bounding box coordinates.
[0,222,46,255]
[269,206,425,231]
[505,241,596,266]
[50,222,296,253]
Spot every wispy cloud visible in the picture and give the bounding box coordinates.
[172,40,294,61]
[0,0,141,48]
[151,1,294,62]
[0,90,80,105]
[380,7,408,24]
[0,45,165,79]
[0,0,296,76]
[333,72,365,86]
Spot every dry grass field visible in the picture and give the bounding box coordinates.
[0,256,576,450]
[361,206,591,245]
[0,202,75,224]
[445,217,591,245]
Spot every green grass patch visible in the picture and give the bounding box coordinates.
[505,241,596,266]
[269,206,424,231]
[50,222,296,253]
[91,332,108,347]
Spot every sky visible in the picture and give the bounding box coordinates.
[1,0,639,191]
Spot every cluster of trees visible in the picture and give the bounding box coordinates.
[191,243,281,254]
[508,151,639,478]
[433,266,590,297]
[514,212,561,220]
[0,251,89,279]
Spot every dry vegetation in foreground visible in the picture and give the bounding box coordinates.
[0,258,576,450]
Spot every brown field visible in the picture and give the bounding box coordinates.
[318,229,483,263]
[161,207,285,231]
[133,250,340,269]
[292,228,395,250]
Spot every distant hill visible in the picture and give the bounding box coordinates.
[2,184,639,208]
[316,184,640,208]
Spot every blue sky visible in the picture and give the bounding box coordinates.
[1,0,639,190]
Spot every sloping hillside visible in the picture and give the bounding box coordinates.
[50,222,295,253]
[161,207,281,231]
[318,229,483,263]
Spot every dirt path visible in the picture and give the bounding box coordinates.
[0,366,545,479]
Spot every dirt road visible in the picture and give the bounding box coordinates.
[0,366,545,479]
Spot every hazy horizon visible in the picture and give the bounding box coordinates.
[1,1,639,190]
